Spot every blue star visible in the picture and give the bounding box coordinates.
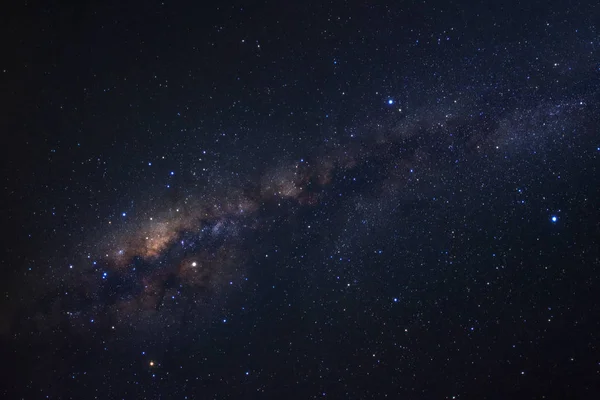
[387,99,394,105]
[551,216,558,223]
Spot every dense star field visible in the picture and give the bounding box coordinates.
[2,0,600,398]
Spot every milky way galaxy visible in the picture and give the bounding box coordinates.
[3,1,600,398]
[29,92,596,339]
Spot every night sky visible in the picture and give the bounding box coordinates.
[2,0,600,398]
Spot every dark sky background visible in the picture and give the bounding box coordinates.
[1,0,600,398]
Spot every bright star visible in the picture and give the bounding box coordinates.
[388,99,394,105]
[551,216,558,223]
